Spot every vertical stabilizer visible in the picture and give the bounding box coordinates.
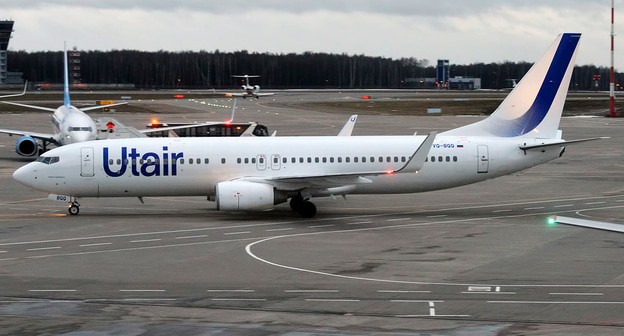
[442,33,581,138]
[63,42,71,108]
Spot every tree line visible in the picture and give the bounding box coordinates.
[7,50,621,90]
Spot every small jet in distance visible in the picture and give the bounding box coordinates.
[226,75,274,99]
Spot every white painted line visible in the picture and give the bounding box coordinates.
[554,204,574,208]
[123,298,176,301]
[305,299,360,302]
[308,224,334,229]
[284,290,339,293]
[462,291,516,295]
[129,239,161,243]
[29,289,76,292]
[377,290,431,293]
[524,206,545,210]
[26,246,61,251]
[175,235,207,239]
[492,209,512,213]
[206,289,255,293]
[616,199,624,203]
[391,300,444,303]
[265,228,293,232]
[488,300,624,304]
[387,218,411,222]
[426,215,447,218]
[347,221,372,225]
[429,301,436,316]
[585,201,607,205]
[549,292,604,296]
[79,242,112,247]
[468,286,491,292]
[0,251,7,254]
[223,231,251,236]
[211,298,266,301]
[119,289,166,292]
[396,314,471,318]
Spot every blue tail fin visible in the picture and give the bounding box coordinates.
[442,33,581,139]
[63,42,71,108]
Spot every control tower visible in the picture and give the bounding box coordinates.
[0,20,14,85]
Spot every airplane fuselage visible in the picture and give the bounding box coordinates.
[51,105,98,145]
[14,135,562,199]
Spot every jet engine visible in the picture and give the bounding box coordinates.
[216,181,281,211]
[241,85,247,91]
[254,85,260,91]
[15,136,39,156]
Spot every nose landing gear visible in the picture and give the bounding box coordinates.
[67,198,80,215]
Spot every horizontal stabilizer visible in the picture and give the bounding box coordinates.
[519,137,609,151]
[81,101,128,112]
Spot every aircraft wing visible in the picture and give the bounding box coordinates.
[80,101,128,112]
[1,101,56,112]
[240,132,436,191]
[0,81,28,99]
[254,92,274,97]
[337,115,358,136]
[0,128,58,144]
[549,215,624,233]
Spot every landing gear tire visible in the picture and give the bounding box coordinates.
[68,204,80,215]
[289,195,304,212]
[299,201,317,218]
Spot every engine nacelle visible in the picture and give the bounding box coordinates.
[253,85,260,91]
[216,181,275,211]
[15,136,39,157]
[241,85,247,91]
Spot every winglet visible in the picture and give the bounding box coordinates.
[0,80,28,99]
[63,42,71,108]
[394,131,437,173]
[337,115,358,136]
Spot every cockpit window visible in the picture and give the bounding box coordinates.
[68,127,93,132]
[36,156,60,164]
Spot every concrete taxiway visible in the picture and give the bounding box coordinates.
[0,91,623,335]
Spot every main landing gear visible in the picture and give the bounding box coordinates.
[289,195,317,218]
[67,198,80,215]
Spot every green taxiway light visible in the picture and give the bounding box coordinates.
[547,216,557,226]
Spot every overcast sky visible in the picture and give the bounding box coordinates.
[1,0,620,67]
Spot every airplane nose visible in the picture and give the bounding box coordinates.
[13,163,36,188]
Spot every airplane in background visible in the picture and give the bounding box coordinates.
[13,33,605,218]
[225,75,274,99]
[0,44,126,156]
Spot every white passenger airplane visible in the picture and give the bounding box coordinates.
[226,75,274,99]
[0,44,125,156]
[13,33,602,217]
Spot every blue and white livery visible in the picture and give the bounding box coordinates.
[0,43,126,156]
[13,34,604,217]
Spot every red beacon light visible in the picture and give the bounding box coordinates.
[106,121,115,133]
[174,94,185,99]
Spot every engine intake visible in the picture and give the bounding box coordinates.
[15,136,39,156]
